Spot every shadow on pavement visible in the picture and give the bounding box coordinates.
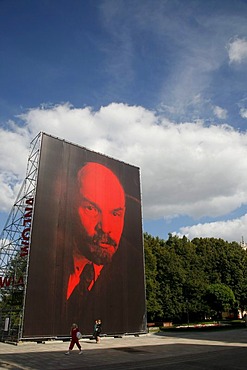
[1,337,247,370]
[153,326,247,344]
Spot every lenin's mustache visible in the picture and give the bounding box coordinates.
[92,228,117,248]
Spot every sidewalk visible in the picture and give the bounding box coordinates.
[1,329,247,369]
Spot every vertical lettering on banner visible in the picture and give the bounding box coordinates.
[20,198,33,257]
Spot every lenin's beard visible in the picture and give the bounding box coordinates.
[76,224,119,265]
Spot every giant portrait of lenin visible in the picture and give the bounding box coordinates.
[22,133,147,338]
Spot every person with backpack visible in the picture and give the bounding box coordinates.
[65,323,83,355]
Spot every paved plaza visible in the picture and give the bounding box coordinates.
[0,328,247,369]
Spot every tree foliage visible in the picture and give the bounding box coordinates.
[144,233,247,323]
[204,283,235,318]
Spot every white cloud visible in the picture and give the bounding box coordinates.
[227,37,247,64]
[0,127,30,211]
[176,214,247,243]
[1,103,247,235]
[240,108,247,119]
[213,105,227,120]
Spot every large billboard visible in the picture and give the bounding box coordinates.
[22,133,146,338]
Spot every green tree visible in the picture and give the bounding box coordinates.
[144,234,247,324]
[144,233,163,321]
[0,253,27,336]
[204,283,235,319]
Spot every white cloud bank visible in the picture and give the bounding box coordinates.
[1,102,247,241]
[177,214,247,243]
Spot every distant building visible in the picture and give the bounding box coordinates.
[240,236,247,250]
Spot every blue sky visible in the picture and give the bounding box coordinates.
[1,0,247,243]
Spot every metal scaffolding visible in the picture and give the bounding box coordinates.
[0,133,41,342]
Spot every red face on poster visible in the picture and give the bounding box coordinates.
[76,162,126,265]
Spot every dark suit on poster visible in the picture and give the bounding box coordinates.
[61,237,146,336]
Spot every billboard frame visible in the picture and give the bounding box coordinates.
[0,133,41,342]
[0,132,147,342]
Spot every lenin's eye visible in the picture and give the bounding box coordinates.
[82,202,99,217]
[112,209,124,217]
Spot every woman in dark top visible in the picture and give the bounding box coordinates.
[93,319,102,343]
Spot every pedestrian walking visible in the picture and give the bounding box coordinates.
[93,319,98,342]
[96,319,102,343]
[65,323,83,355]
